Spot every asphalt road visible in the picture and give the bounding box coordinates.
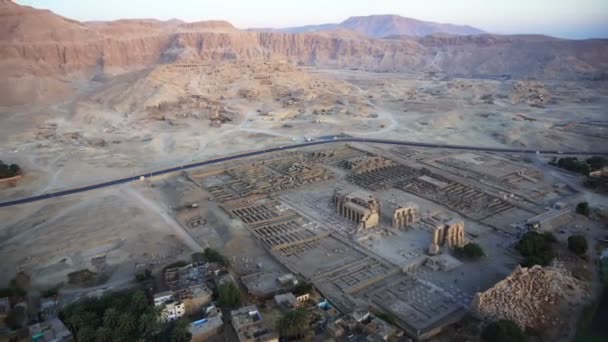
[1,137,607,208]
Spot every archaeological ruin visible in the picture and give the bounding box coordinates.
[393,202,419,229]
[333,189,381,229]
[428,219,465,255]
[183,142,586,341]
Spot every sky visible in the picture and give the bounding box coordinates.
[16,0,608,39]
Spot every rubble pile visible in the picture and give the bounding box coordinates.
[472,264,588,330]
[511,81,551,107]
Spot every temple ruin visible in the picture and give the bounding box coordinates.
[392,203,418,229]
[428,219,465,255]
[333,189,381,229]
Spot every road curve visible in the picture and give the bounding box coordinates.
[1,137,607,208]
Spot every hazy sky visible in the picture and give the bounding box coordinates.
[16,0,608,39]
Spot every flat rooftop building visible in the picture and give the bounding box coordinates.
[28,318,73,342]
[525,208,571,232]
[231,305,278,342]
[189,313,223,342]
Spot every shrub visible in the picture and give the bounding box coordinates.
[135,269,153,282]
[276,308,310,339]
[555,157,590,175]
[586,156,608,171]
[218,282,241,307]
[482,320,527,342]
[292,282,313,296]
[203,248,229,266]
[576,202,590,216]
[0,161,21,179]
[568,235,588,255]
[515,231,555,267]
[454,242,485,260]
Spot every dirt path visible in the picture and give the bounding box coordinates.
[122,185,205,252]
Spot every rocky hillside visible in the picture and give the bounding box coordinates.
[340,15,483,37]
[250,14,484,37]
[1,1,607,105]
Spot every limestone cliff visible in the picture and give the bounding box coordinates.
[1,0,607,105]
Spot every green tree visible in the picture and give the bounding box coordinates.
[118,312,138,335]
[60,288,162,341]
[131,290,148,313]
[203,248,229,266]
[170,318,192,342]
[292,282,313,296]
[218,282,241,307]
[454,242,485,260]
[556,157,590,175]
[515,231,555,267]
[77,326,97,342]
[482,320,527,342]
[139,310,161,337]
[568,235,588,255]
[276,308,310,339]
[135,269,153,282]
[64,312,85,333]
[102,308,120,328]
[9,164,20,175]
[586,156,608,171]
[96,326,114,342]
[576,202,590,216]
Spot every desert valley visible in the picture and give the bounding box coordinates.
[0,0,607,341]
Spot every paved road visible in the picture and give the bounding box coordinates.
[1,137,607,208]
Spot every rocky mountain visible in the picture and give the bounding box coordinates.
[250,14,484,37]
[1,0,607,105]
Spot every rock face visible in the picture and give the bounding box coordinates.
[1,0,608,105]
[472,264,588,331]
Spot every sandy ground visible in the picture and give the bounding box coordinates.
[1,61,607,292]
[1,62,606,201]
[0,180,201,291]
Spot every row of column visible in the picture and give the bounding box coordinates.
[393,209,416,229]
[335,201,363,223]
[433,224,465,248]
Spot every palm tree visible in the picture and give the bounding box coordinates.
[171,318,191,342]
[138,310,160,336]
[77,326,97,342]
[102,308,120,328]
[131,290,148,313]
[64,313,84,333]
[96,326,114,342]
[118,312,137,337]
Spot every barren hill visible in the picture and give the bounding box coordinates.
[1,1,608,105]
[251,14,484,37]
[340,14,483,37]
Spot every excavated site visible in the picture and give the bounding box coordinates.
[116,143,598,340]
